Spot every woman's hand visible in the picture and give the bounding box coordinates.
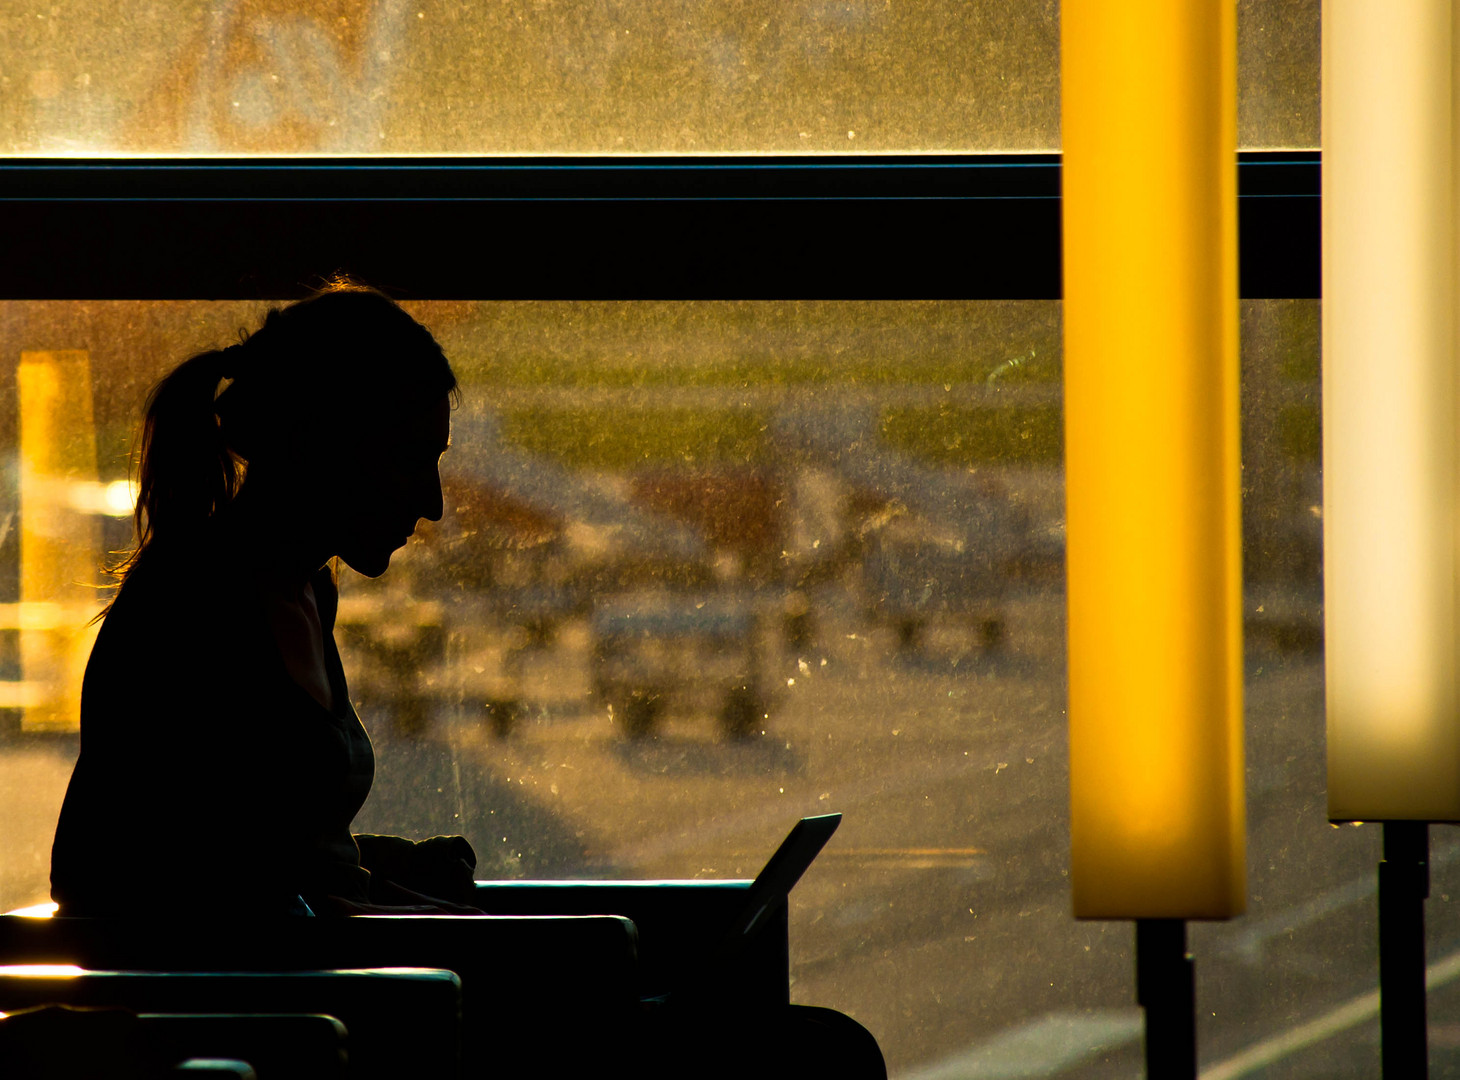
[353,833,479,904]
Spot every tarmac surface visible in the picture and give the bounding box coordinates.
[7,589,1460,1077]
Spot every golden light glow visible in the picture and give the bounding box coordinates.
[17,350,103,733]
[0,965,84,978]
[1062,0,1245,918]
[1322,0,1460,821]
[64,479,136,518]
[3,902,59,919]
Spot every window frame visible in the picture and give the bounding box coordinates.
[0,152,1316,300]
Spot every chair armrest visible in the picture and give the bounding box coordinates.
[170,1059,257,1078]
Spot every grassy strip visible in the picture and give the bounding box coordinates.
[881,404,1065,465]
[1276,403,1321,462]
[500,403,1066,469]
[501,407,768,469]
[468,349,1059,390]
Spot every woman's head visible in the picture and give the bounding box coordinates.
[128,280,458,579]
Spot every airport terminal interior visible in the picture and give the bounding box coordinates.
[7,2,1450,1078]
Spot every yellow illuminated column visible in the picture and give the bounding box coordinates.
[1062,0,1244,918]
[17,350,102,732]
[1323,1,1460,822]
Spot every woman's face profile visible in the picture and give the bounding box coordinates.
[333,395,451,578]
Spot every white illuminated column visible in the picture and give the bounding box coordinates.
[1323,0,1460,823]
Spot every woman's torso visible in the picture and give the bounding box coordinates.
[50,538,373,915]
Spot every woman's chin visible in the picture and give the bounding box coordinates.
[339,547,396,579]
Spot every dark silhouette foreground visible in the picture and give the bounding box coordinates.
[38,282,885,1077]
[51,283,468,916]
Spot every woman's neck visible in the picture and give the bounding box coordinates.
[221,482,334,590]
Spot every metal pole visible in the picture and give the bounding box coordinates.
[1379,820,1429,1078]
[1135,918,1196,1080]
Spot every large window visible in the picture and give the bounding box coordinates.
[7,4,1431,1078]
[6,263,1428,1079]
[4,0,1315,154]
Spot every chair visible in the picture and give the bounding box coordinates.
[0,888,885,1079]
[0,967,459,1079]
[0,1004,345,1076]
[0,911,639,1078]
[473,880,887,1079]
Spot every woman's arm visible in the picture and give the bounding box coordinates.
[314,876,484,916]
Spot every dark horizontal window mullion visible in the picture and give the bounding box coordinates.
[0,152,1318,299]
[0,154,1066,201]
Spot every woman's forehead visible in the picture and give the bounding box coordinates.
[365,395,450,454]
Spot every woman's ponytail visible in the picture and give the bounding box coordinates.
[125,345,242,570]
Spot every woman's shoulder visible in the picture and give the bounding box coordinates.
[103,536,262,639]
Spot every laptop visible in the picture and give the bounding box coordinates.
[654,812,841,1005]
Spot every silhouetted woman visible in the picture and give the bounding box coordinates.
[51,283,477,916]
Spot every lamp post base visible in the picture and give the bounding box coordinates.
[1135,918,1196,1080]
[1379,820,1429,1079]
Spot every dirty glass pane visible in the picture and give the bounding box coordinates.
[6,297,1444,1078]
[1,1,1314,155]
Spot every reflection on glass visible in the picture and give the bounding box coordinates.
[0,298,1400,1077]
[1,1,1315,154]
[16,350,104,731]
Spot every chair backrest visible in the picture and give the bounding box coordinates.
[0,967,460,1080]
[0,912,641,1078]
[0,1007,346,1080]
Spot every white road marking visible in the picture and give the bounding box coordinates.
[1217,872,1377,966]
[1218,838,1460,966]
[1199,947,1460,1080]
[895,948,1460,1080]
[895,1010,1143,1080]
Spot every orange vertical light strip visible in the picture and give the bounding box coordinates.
[18,350,101,733]
[1062,0,1245,918]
